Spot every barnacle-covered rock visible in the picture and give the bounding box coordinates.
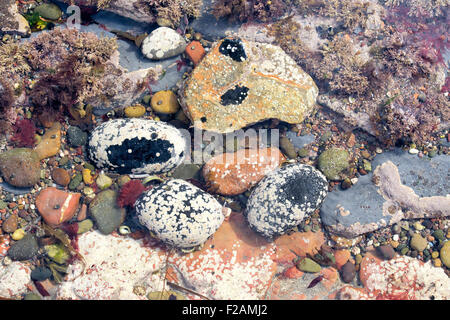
[141,27,187,60]
[245,164,328,239]
[180,37,319,133]
[88,119,186,175]
[135,179,224,249]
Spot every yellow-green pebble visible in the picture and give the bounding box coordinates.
[151,90,180,114]
[124,104,147,118]
[82,168,94,185]
[440,241,450,268]
[433,258,442,267]
[431,251,439,259]
[12,228,26,241]
[355,254,363,265]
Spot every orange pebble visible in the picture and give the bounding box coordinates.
[283,265,304,279]
[185,41,206,66]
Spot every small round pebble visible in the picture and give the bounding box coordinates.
[31,266,52,281]
[11,229,26,241]
[151,90,180,114]
[410,234,428,252]
[51,168,70,186]
[340,261,356,283]
[376,245,396,260]
[440,241,450,268]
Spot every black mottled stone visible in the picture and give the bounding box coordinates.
[88,119,186,176]
[220,85,249,106]
[219,38,247,62]
[106,137,173,175]
[67,126,88,147]
[8,234,39,261]
[31,266,52,281]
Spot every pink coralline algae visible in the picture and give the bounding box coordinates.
[336,253,450,300]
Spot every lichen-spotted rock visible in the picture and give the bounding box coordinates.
[245,164,328,239]
[180,37,319,133]
[135,179,224,249]
[88,119,186,175]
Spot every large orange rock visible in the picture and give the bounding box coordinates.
[180,37,318,133]
[202,147,285,195]
[36,187,81,226]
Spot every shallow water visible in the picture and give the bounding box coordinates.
[0,0,449,301]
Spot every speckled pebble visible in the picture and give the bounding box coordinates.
[7,234,39,261]
[245,163,328,239]
[141,27,187,60]
[88,119,186,175]
[135,179,224,249]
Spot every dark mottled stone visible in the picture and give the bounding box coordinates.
[245,164,328,239]
[8,234,39,261]
[31,266,52,281]
[67,126,88,147]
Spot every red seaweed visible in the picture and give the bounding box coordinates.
[307,275,324,289]
[34,281,50,297]
[117,180,146,208]
[11,118,36,147]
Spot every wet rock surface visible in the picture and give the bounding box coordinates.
[320,149,450,238]
[0,0,448,302]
